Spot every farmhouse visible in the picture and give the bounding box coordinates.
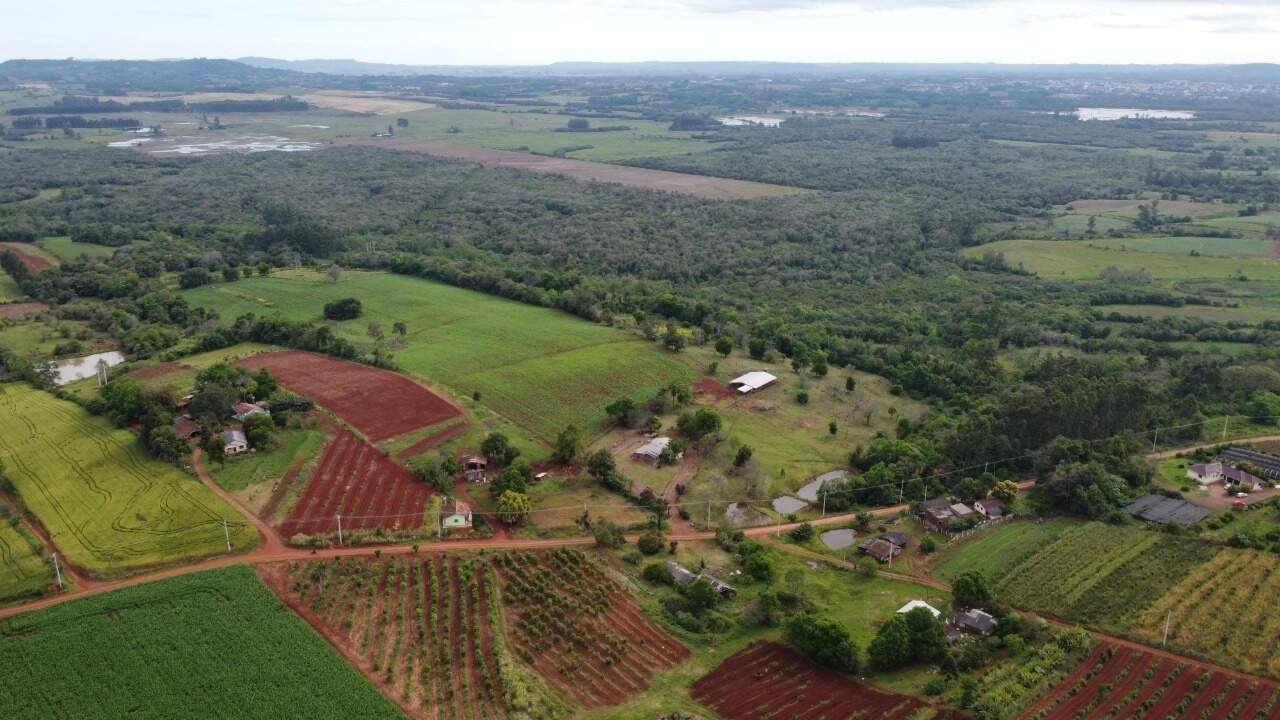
[952,608,998,636]
[918,498,955,533]
[231,401,268,422]
[860,537,902,564]
[440,498,472,532]
[897,600,941,618]
[461,454,487,482]
[171,414,203,440]
[949,502,974,518]
[632,436,671,463]
[973,499,1004,518]
[728,371,778,394]
[1124,493,1210,528]
[220,430,248,456]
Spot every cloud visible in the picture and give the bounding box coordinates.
[668,0,1280,12]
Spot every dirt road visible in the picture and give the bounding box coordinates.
[1147,434,1280,459]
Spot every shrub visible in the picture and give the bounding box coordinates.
[785,614,860,673]
[790,522,814,542]
[593,520,626,548]
[642,562,673,585]
[637,530,666,555]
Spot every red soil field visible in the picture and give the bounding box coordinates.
[1024,641,1280,720]
[492,549,689,709]
[278,424,431,539]
[262,555,511,720]
[236,351,460,443]
[692,641,961,720]
[693,376,737,403]
[0,302,48,319]
[0,243,54,273]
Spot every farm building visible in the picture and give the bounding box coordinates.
[728,371,778,394]
[1186,462,1263,488]
[171,414,203,440]
[440,498,472,531]
[897,600,941,618]
[231,401,268,422]
[952,609,998,636]
[860,537,902,564]
[973,499,1004,518]
[702,572,737,598]
[918,498,955,533]
[1222,448,1280,481]
[666,560,699,585]
[880,532,909,548]
[220,430,248,456]
[461,454,487,482]
[1124,493,1210,528]
[949,503,974,518]
[666,561,735,596]
[632,436,671,463]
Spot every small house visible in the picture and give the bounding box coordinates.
[861,537,901,564]
[973,499,1004,519]
[949,503,974,518]
[728,371,778,394]
[880,532,909,549]
[231,401,268,423]
[666,560,698,586]
[897,600,941,618]
[1187,463,1224,485]
[461,454,487,482]
[221,430,248,456]
[921,507,953,533]
[440,498,472,532]
[172,414,203,440]
[632,436,671,463]
[952,608,998,636]
[1223,466,1264,491]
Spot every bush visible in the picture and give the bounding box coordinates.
[642,562,674,585]
[593,519,626,548]
[785,615,860,673]
[790,522,814,542]
[920,536,937,554]
[322,297,362,320]
[637,530,666,555]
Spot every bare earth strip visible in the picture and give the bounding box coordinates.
[332,137,809,200]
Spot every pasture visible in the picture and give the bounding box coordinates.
[1095,303,1279,324]
[0,567,403,720]
[964,239,1280,282]
[0,507,56,604]
[36,235,117,262]
[0,384,256,575]
[1085,235,1276,257]
[183,271,696,442]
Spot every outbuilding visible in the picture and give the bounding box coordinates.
[220,430,249,456]
[632,436,671,463]
[172,414,203,440]
[952,608,998,636]
[897,600,941,618]
[728,371,778,394]
[461,454,487,482]
[440,498,472,532]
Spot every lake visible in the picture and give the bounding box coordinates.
[1077,108,1196,121]
[53,350,125,386]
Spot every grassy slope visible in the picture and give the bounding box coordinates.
[965,239,1280,282]
[0,566,404,720]
[0,384,256,575]
[36,235,117,261]
[0,512,55,603]
[183,271,696,441]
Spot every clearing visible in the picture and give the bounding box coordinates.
[0,384,256,575]
[964,239,1280,282]
[0,566,403,720]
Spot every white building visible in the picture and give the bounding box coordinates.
[728,371,778,394]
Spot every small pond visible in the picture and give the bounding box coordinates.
[771,495,808,514]
[53,350,125,386]
[820,528,857,550]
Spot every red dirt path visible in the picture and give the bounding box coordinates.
[0,243,53,273]
[236,351,460,443]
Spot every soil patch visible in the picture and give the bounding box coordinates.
[237,350,461,443]
[0,302,48,319]
[0,244,53,274]
[394,421,469,459]
[693,377,736,403]
[333,137,808,200]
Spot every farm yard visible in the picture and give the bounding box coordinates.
[0,384,256,575]
[0,566,403,720]
[692,641,962,720]
[277,423,431,540]
[1023,641,1280,720]
[183,271,697,441]
[236,350,461,444]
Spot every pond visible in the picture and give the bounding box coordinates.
[797,470,848,503]
[771,495,808,514]
[1076,107,1196,121]
[52,350,125,386]
[820,528,857,550]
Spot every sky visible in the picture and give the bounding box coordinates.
[3,0,1278,66]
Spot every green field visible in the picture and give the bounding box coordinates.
[965,239,1280,282]
[209,426,325,493]
[1050,213,1131,235]
[933,519,1071,583]
[36,235,117,262]
[183,271,696,441]
[0,566,404,719]
[1087,234,1276,257]
[0,508,55,603]
[1095,303,1280,324]
[0,273,23,301]
[1199,212,1280,234]
[0,384,256,576]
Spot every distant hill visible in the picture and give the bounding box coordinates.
[0,58,324,92]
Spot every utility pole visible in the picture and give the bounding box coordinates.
[1222,416,1230,441]
[706,499,711,529]
[898,478,904,505]
[1162,608,1172,647]
[222,520,231,552]
[821,491,827,518]
[336,513,343,546]
[51,552,63,589]
[1152,428,1159,453]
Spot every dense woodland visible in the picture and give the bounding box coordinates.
[3,62,1280,522]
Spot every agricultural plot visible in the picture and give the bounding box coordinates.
[268,555,519,720]
[0,302,48,320]
[691,641,962,720]
[1133,549,1280,679]
[35,236,117,262]
[0,508,55,603]
[0,566,403,720]
[932,520,1072,583]
[184,272,696,441]
[963,240,1280,282]
[0,242,55,273]
[236,350,460,444]
[491,549,690,708]
[1022,641,1280,720]
[278,423,431,540]
[0,273,23,302]
[1087,235,1276,257]
[0,384,256,575]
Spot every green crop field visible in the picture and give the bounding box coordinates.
[1086,234,1276,257]
[933,519,1072,583]
[1199,212,1280,234]
[1095,303,1280,324]
[0,508,55,604]
[965,239,1280,282]
[36,236,117,262]
[183,271,696,441]
[0,566,404,720]
[0,384,256,575]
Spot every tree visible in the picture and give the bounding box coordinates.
[593,519,626,548]
[743,551,776,583]
[586,448,616,482]
[480,432,520,467]
[148,426,187,462]
[255,262,271,277]
[604,397,637,427]
[491,465,529,497]
[392,321,407,340]
[396,117,409,128]
[903,607,947,664]
[643,562,673,585]
[734,445,753,468]
[991,479,1020,505]
[796,390,809,405]
[221,266,240,282]
[553,425,583,464]
[790,522,814,542]
[243,413,275,448]
[323,297,362,320]
[638,530,665,555]
[868,614,912,670]
[677,408,721,438]
[251,368,277,399]
[683,578,718,612]
[178,267,212,289]
[829,420,838,436]
[715,336,733,357]
[810,350,829,377]
[846,377,855,392]
[566,118,590,130]
[785,615,860,673]
[952,571,994,609]
[495,491,532,525]
[748,337,767,360]
[663,324,685,352]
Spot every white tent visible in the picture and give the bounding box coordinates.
[896,600,941,617]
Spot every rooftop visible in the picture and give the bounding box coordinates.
[728,371,778,393]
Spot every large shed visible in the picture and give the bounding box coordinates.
[1124,494,1210,527]
[728,371,778,394]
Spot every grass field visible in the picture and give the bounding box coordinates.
[183,271,696,441]
[1086,235,1276,257]
[1050,213,1132,235]
[965,239,1280,282]
[1199,212,1280,234]
[0,566,404,719]
[36,235,117,262]
[1095,303,1280,324]
[0,318,114,359]
[0,508,56,604]
[0,384,256,576]
[209,426,325,493]
[932,519,1072,583]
